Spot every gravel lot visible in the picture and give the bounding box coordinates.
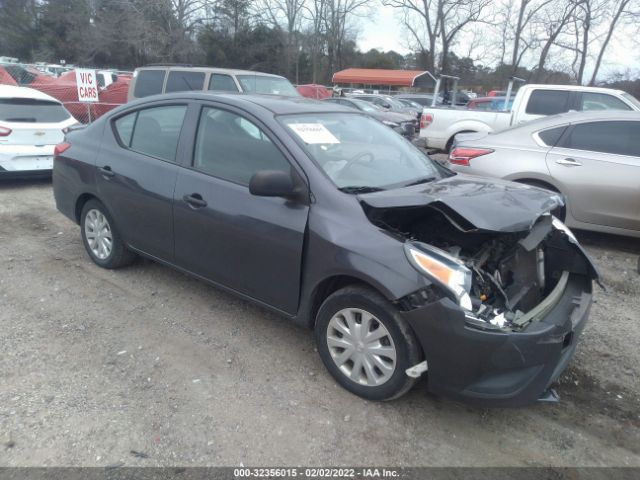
[1,179,639,467]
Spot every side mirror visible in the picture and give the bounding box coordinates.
[382,103,391,109]
[249,170,298,198]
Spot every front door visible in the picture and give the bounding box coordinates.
[173,104,309,314]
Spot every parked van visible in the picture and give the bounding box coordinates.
[127,66,299,101]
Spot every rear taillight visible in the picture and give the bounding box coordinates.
[54,142,71,156]
[420,113,433,129]
[0,126,11,136]
[449,147,494,166]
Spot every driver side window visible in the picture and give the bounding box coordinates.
[192,106,291,185]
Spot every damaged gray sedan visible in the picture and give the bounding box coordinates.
[53,93,598,406]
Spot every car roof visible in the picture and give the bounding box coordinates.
[135,65,287,79]
[522,110,640,130]
[350,93,392,98]
[524,84,626,95]
[0,84,61,103]
[475,110,640,146]
[128,92,356,115]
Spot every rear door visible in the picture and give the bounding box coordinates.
[546,120,640,231]
[96,102,189,260]
[172,103,309,314]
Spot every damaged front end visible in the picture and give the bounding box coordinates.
[364,201,598,332]
[360,192,598,406]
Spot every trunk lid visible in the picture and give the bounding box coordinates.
[0,122,68,146]
[0,96,74,146]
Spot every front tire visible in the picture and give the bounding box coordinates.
[80,199,136,269]
[315,286,422,401]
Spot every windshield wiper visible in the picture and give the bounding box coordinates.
[338,186,385,194]
[403,176,437,187]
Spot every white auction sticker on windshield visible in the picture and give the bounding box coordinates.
[288,123,340,144]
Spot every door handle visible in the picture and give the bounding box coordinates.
[556,157,582,167]
[99,165,115,178]
[183,193,207,208]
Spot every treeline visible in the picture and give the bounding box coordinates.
[0,0,638,88]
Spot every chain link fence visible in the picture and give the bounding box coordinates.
[62,102,125,124]
[1,63,130,124]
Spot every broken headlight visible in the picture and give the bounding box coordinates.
[405,243,473,310]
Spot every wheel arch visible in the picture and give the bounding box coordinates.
[304,274,392,329]
[75,193,98,224]
[445,129,478,152]
[510,177,561,193]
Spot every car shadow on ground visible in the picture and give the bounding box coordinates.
[574,229,640,255]
[0,176,52,189]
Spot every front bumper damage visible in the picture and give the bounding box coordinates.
[401,272,592,407]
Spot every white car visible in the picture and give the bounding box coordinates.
[0,85,77,178]
[419,84,640,151]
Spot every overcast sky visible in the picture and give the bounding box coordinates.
[357,5,639,82]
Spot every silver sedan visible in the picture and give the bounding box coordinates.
[447,111,640,238]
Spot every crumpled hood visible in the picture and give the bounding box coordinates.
[358,174,564,233]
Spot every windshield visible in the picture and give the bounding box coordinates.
[237,75,299,96]
[382,96,407,109]
[280,113,444,190]
[0,98,71,122]
[350,99,381,113]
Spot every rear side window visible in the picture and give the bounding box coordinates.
[193,106,291,185]
[580,92,631,111]
[561,121,640,157]
[236,75,299,96]
[0,98,70,122]
[472,101,492,111]
[538,126,566,146]
[525,90,570,115]
[115,105,187,162]
[133,70,166,98]
[114,112,136,146]
[165,71,205,93]
[209,74,239,92]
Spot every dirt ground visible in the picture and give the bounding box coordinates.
[0,179,639,467]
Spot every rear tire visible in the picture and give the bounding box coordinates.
[80,199,136,269]
[315,286,422,401]
[516,180,566,221]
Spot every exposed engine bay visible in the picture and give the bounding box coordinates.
[363,203,595,331]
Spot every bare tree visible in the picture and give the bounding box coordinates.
[533,0,577,81]
[256,0,306,77]
[589,0,635,84]
[438,0,491,72]
[384,0,488,74]
[302,0,327,82]
[320,0,369,74]
[560,0,607,83]
[383,0,441,72]
[509,0,554,72]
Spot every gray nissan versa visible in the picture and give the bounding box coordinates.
[52,93,599,406]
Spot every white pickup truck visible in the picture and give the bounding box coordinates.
[419,84,640,151]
